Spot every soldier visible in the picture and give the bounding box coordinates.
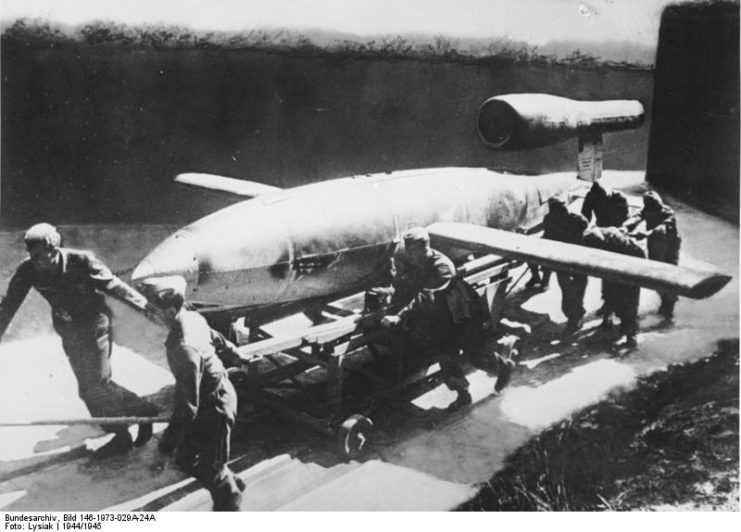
[139,276,245,512]
[583,227,646,348]
[0,223,159,457]
[542,197,590,340]
[623,191,682,319]
[381,227,513,412]
[581,180,630,228]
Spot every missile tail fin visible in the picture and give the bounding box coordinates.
[175,173,282,198]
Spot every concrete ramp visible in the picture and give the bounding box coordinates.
[157,457,476,511]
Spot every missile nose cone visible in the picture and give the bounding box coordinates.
[132,231,199,293]
[130,258,157,283]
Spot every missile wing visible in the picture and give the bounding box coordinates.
[427,222,731,299]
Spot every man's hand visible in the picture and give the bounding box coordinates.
[381,315,402,328]
[630,230,648,240]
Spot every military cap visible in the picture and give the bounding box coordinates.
[547,196,567,210]
[138,275,187,308]
[403,226,430,245]
[643,190,663,207]
[24,223,61,249]
[583,227,605,247]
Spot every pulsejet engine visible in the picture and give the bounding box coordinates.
[476,93,645,181]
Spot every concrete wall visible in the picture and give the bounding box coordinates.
[1,41,653,227]
[647,1,740,222]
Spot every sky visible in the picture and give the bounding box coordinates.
[0,0,675,46]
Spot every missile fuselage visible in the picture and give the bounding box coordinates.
[131,168,581,316]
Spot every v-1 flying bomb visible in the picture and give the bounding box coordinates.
[130,94,729,325]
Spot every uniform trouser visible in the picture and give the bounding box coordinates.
[527,264,551,285]
[399,318,469,393]
[649,249,680,313]
[657,290,678,312]
[411,319,506,393]
[413,330,468,392]
[175,379,240,511]
[459,322,512,391]
[602,282,640,336]
[557,273,588,323]
[653,260,679,312]
[53,313,154,435]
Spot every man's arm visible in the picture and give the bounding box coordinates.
[389,256,417,309]
[160,346,201,453]
[580,192,593,221]
[0,263,33,340]
[615,192,630,223]
[84,253,164,321]
[383,252,453,327]
[384,264,419,326]
[648,210,678,237]
[427,253,455,290]
[575,213,589,233]
[85,253,149,309]
[210,329,243,367]
[623,210,645,232]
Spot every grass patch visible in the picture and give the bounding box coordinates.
[459,339,739,511]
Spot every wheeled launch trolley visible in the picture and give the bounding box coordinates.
[225,254,518,458]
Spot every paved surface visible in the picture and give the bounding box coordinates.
[0,173,737,511]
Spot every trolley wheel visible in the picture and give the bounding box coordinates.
[336,414,373,459]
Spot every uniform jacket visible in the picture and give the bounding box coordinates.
[581,189,630,228]
[390,248,483,329]
[625,205,681,264]
[0,248,147,338]
[543,211,589,245]
[165,310,241,428]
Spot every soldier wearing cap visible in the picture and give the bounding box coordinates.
[0,223,159,457]
[542,197,590,340]
[623,191,682,319]
[581,180,630,228]
[139,275,244,511]
[381,227,513,411]
[583,227,646,348]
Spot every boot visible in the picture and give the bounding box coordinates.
[212,478,243,511]
[494,359,514,394]
[447,389,472,412]
[623,334,638,349]
[659,301,675,320]
[134,402,159,447]
[539,270,551,291]
[94,430,133,458]
[561,317,584,339]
